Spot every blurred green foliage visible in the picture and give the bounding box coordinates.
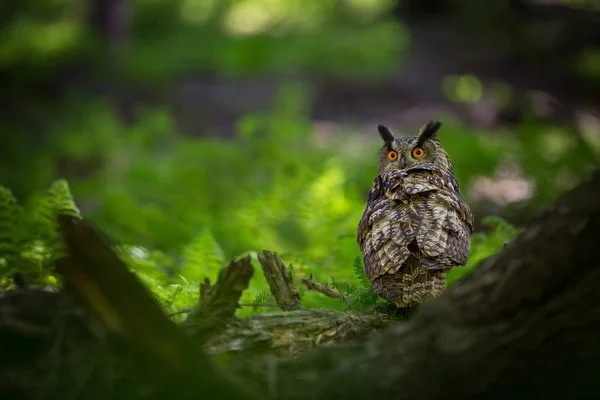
[0,0,408,199]
[0,93,524,317]
[2,86,596,316]
[0,180,80,288]
[0,173,518,317]
[50,91,516,313]
[1,0,599,319]
[0,0,404,79]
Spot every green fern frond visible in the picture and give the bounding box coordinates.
[251,290,276,312]
[180,229,225,281]
[0,180,82,288]
[49,179,81,219]
[0,186,23,268]
[330,274,380,312]
[352,290,380,311]
[23,179,82,264]
[352,257,371,289]
[329,277,356,298]
[30,191,57,243]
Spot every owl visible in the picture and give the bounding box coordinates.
[357,121,474,308]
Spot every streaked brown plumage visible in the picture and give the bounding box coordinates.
[357,121,474,308]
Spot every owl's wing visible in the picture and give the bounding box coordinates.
[358,177,414,281]
[410,171,474,269]
[444,217,472,265]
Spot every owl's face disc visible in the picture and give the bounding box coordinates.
[377,131,453,176]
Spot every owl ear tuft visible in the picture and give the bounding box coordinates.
[416,120,442,146]
[377,125,395,143]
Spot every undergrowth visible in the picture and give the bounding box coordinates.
[0,179,518,318]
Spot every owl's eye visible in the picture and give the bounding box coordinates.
[411,147,425,159]
[387,150,398,161]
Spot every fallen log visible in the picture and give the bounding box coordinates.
[188,250,394,361]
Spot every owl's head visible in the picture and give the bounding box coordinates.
[376,121,453,175]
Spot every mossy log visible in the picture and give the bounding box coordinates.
[202,309,389,358]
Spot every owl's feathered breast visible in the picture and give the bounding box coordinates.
[357,168,473,282]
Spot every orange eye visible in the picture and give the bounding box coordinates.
[387,150,398,161]
[412,147,425,159]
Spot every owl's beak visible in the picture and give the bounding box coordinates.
[399,155,407,169]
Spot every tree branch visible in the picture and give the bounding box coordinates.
[300,274,347,300]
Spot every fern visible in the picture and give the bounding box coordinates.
[330,277,357,297]
[49,179,81,219]
[31,191,55,244]
[352,257,370,289]
[329,276,379,312]
[0,180,84,288]
[30,179,82,262]
[251,290,276,312]
[50,179,82,261]
[179,229,225,281]
[349,289,380,311]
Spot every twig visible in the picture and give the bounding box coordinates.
[300,274,347,300]
[257,251,301,311]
